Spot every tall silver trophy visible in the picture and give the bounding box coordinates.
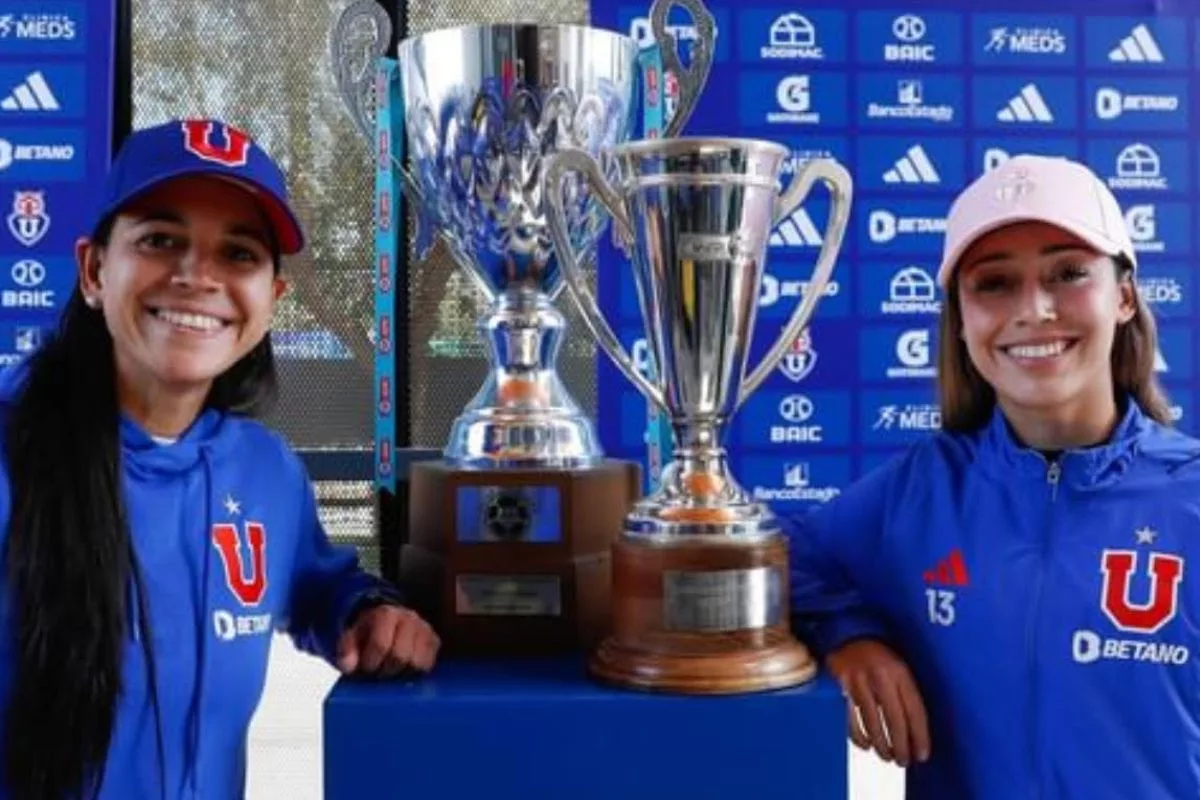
[545,138,853,692]
[331,0,718,656]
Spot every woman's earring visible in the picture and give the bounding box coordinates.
[85,295,100,309]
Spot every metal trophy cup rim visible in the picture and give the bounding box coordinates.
[612,135,790,160]
[396,21,637,60]
[544,137,854,540]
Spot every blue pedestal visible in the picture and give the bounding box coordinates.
[323,657,848,799]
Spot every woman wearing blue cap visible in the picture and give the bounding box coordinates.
[785,155,1200,798]
[0,118,438,798]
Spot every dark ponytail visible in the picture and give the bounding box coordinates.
[1,219,280,798]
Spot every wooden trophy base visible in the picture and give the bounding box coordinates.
[589,533,817,694]
[403,459,640,657]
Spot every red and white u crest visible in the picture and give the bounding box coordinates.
[1100,549,1184,634]
[181,120,251,167]
[212,522,268,606]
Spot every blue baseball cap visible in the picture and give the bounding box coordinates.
[93,118,306,255]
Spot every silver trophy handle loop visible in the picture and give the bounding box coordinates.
[736,158,854,409]
[330,5,496,304]
[330,0,393,142]
[650,0,715,138]
[544,149,667,411]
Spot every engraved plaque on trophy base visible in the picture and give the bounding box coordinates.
[590,535,816,694]
[403,460,641,656]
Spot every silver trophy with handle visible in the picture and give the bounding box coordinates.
[330,0,721,657]
[331,0,714,468]
[544,138,853,692]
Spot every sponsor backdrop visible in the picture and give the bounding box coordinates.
[0,2,115,367]
[588,0,1199,513]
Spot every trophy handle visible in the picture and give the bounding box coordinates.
[650,0,715,138]
[330,0,393,143]
[736,158,854,409]
[544,149,667,411]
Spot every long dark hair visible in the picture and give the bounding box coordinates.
[2,215,280,798]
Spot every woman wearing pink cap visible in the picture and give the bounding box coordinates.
[786,155,1200,798]
[0,119,439,798]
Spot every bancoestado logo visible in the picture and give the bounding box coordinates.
[750,461,840,504]
[0,325,43,367]
[864,77,956,124]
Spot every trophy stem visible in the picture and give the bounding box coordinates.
[443,287,603,469]
[486,286,566,389]
[667,418,734,497]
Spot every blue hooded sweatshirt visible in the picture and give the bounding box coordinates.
[785,399,1200,800]
[0,361,401,799]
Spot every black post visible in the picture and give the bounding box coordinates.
[111,0,133,153]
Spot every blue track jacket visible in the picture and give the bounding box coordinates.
[0,362,401,798]
[785,398,1200,800]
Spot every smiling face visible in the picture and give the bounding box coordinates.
[77,175,286,406]
[954,220,1136,427]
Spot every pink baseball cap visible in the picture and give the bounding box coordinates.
[936,154,1135,288]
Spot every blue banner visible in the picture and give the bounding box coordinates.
[590,0,1200,514]
[373,58,401,493]
[0,0,115,363]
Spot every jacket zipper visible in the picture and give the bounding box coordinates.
[1028,460,1060,800]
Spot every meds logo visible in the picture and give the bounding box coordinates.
[860,390,943,446]
[972,15,1072,65]
[1136,267,1189,317]
[0,4,83,55]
